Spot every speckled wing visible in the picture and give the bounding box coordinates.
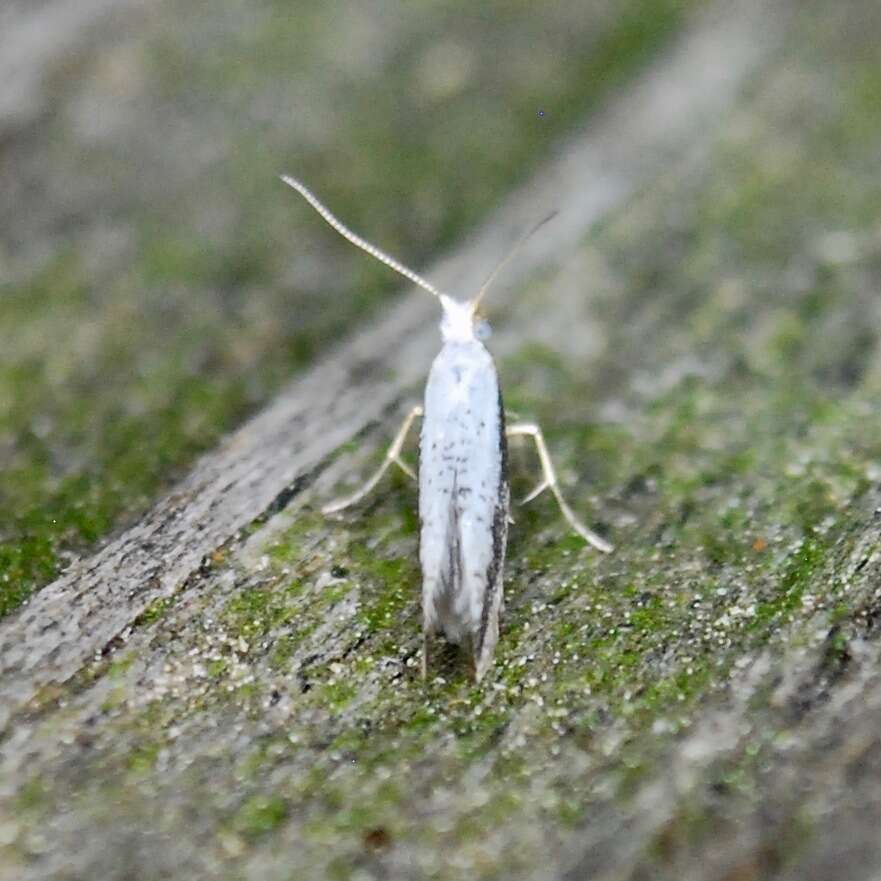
[418,340,509,680]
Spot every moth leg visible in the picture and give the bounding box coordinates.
[421,632,430,681]
[322,406,423,514]
[506,422,613,553]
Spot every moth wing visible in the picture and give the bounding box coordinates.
[419,342,509,678]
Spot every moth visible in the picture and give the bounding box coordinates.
[282,175,613,682]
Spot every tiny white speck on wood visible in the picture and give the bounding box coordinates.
[281,174,613,682]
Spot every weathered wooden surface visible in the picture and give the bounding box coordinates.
[0,0,138,132]
[0,0,776,734]
[4,0,698,622]
[5,0,881,879]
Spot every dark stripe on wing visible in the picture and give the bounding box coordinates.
[475,388,510,659]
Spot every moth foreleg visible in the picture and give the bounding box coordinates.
[506,421,613,553]
[322,405,423,514]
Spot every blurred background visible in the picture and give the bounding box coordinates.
[7,4,881,877]
[0,0,698,616]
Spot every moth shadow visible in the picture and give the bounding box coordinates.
[426,637,475,683]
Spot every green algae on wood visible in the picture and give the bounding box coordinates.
[5,2,881,880]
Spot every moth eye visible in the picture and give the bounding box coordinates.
[475,319,492,341]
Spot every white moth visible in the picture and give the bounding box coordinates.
[282,175,613,682]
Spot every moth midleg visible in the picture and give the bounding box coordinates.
[322,405,423,514]
[506,422,613,553]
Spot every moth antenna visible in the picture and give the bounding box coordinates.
[280,175,444,300]
[471,211,558,314]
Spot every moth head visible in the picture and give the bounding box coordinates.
[439,295,481,343]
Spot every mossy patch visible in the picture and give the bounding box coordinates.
[7,2,881,878]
